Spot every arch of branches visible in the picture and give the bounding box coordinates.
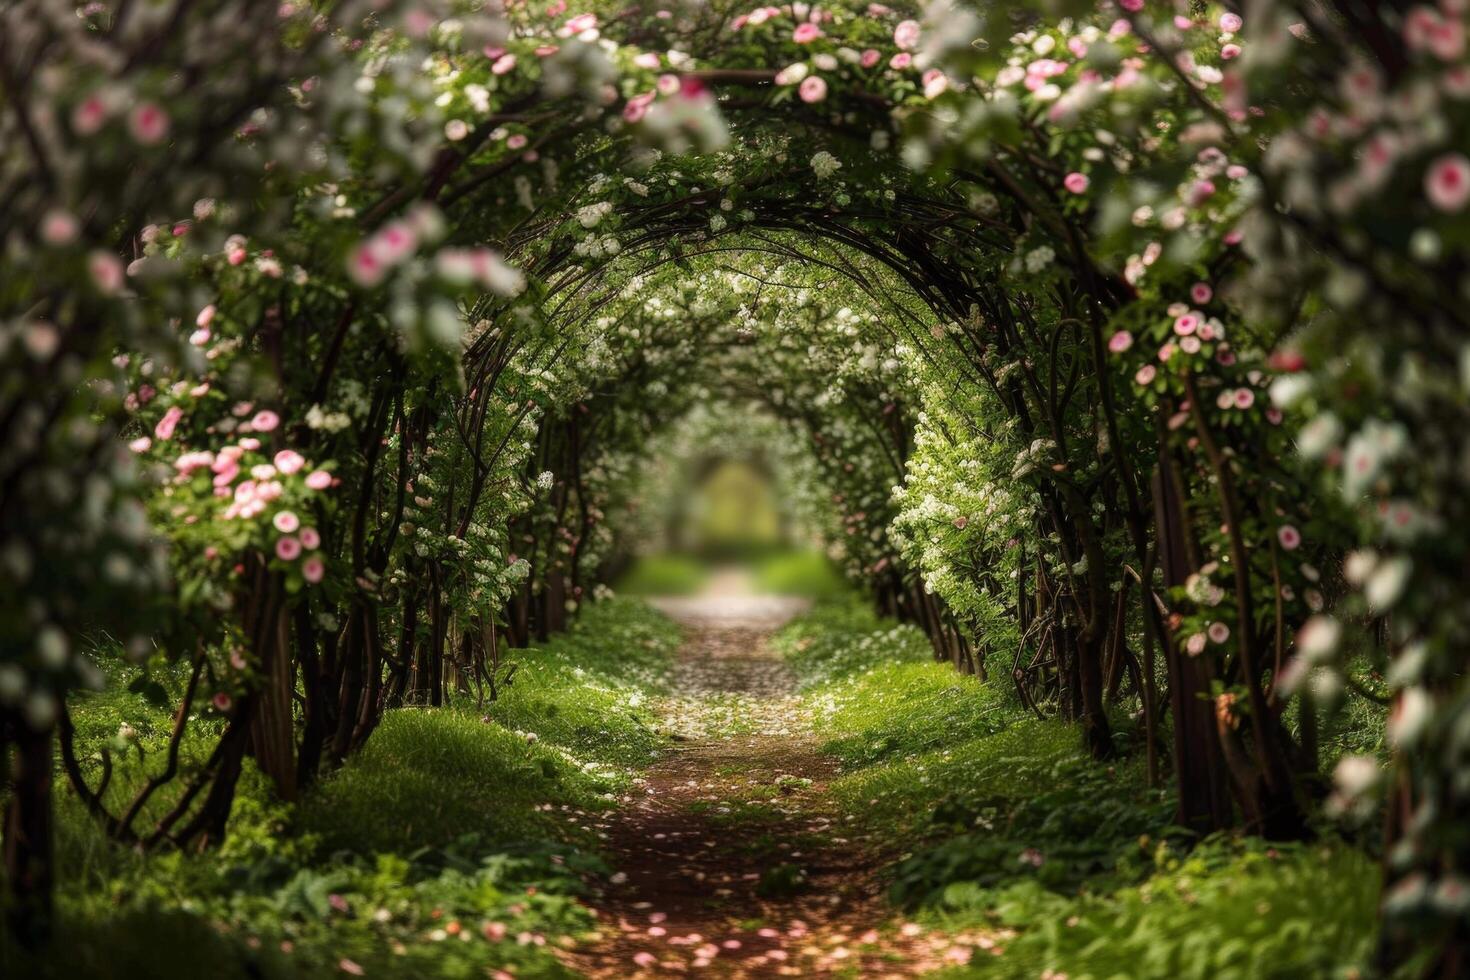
[3,0,1467,966]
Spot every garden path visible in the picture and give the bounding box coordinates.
[562,570,981,978]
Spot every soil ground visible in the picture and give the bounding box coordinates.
[562,570,989,978]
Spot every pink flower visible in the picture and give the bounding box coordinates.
[250,410,280,432]
[1174,313,1199,336]
[799,75,828,102]
[1425,153,1470,211]
[1221,43,1241,59]
[1185,180,1216,206]
[306,470,333,490]
[302,557,325,584]
[1277,524,1302,550]
[273,510,300,534]
[1208,622,1231,644]
[889,52,912,69]
[212,692,234,712]
[196,304,217,328]
[1063,172,1090,194]
[793,22,822,43]
[1135,364,1157,385]
[347,243,385,287]
[154,406,184,441]
[300,527,321,549]
[1233,388,1255,409]
[1220,12,1243,32]
[492,53,517,75]
[860,48,881,68]
[273,449,305,475]
[89,252,125,294]
[128,436,152,453]
[72,93,109,135]
[1190,282,1213,304]
[894,19,921,50]
[1108,331,1133,353]
[275,536,302,561]
[128,102,170,145]
[41,211,79,245]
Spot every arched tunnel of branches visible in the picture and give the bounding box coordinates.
[2,0,1468,975]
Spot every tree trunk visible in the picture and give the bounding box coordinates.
[2,717,54,948]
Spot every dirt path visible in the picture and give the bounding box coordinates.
[562,571,968,978]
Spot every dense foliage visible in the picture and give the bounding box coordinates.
[3,0,1467,971]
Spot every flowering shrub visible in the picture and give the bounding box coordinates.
[1,0,1466,963]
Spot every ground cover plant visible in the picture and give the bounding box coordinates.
[779,603,1386,977]
[7,600,677,978]
[3,0,1467,973]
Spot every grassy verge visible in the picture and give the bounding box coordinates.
[612,554,709,595]
[774,600,1381,978]
[752,550,850,599]
[13,598,679,980]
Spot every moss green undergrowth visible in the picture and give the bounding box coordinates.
[612,553,709,595]
[777,601,1381,979]
[13,598,678,980]
[753,549,850,599]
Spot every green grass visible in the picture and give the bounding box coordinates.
[613,553,709,595]
[775,601,1381,978]
[753,549,851,599]
[12,598,681,980]
[939,839,1380,978]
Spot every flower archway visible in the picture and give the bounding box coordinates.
[4,0,1468,966]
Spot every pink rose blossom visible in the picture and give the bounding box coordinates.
[1220,12,1243,32]
[1063,172,1090,194]
[1174,313,1200,336]
[154,406,184,441]
[1135,364,1157,385]
[128,102,170,145]
[273,449,305,475]
[793,23,822,43]
[41,211,80,245]
[799,75,828,102]
[1277,524,1302,550]
[89,252,125,294]
[273,510,300,534]
[250,410,280,432]
[306,470,333,490]
[1234,388,1255,409]
[893,19,920,49]
[860,49,881,68]
[275,536,302,561]
[72,93,108,134]
[212,692,233,712]
[1108,331,1133,353]
[890,52,912,69]
[1190,282,1213,304]
[300,527,321,550]
[1425,153,1470,211]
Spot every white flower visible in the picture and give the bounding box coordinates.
[1365,555,1411,611]
[811,151,842,179]
[1388,687,1432,748]
[1296,615,1341,663]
